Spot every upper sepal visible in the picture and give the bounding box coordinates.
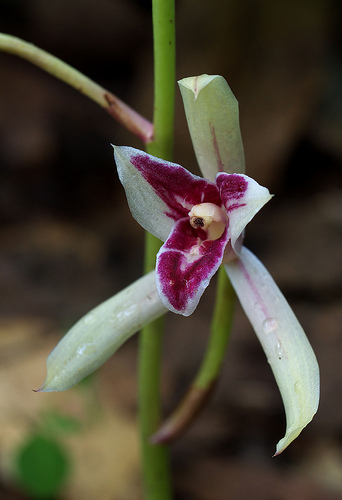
[178,74,245,180]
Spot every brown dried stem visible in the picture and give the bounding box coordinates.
[0,33,153,143]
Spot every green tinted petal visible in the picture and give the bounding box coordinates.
[38,271,167,392]
[178,75,245,180]
[225,248,319,455]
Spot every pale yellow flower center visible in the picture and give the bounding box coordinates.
[188,202,228,240]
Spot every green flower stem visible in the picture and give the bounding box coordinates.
[147,0,176,161]
[151,266,235,443]
[0,33,153,142]
[195,266,235,389]
[138,0,175,498]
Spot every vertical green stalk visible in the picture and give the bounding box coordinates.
[147,0,176,160]
[150,266,235,444]
[138,0,175,498]
[195,266,235,389]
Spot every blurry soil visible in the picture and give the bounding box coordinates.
[0,1,342,499]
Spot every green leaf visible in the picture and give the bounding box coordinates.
[15,435,69,498]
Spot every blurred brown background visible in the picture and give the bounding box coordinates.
[0,0,341,498]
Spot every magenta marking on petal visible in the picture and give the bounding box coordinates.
[225,201,247,212]
[156,218,228,314]
[216,173,248,213]
[238,257,269,317]
[130,152,222,221]
[162,217,207,251]
[194,76,199,94]
[209,121,224,172]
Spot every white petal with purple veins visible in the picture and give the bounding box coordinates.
[114,146,174,241]
[114,145,220,242]
[217,173,272,251]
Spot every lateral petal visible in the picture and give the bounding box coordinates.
[178,74,245,181]
[217,172,272,251]
[156,218,229,316]
[225,247,319,455]
[114,145,221,242]
[38,271,167,392]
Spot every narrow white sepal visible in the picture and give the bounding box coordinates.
[38,271,167,392]
[114,145,175,242]
[225,247,319,455]
[178,74,245,180]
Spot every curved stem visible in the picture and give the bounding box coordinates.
[138,0,176,497]
[0,33,153,142]
[151,266,235,443]
[195,266,235,389]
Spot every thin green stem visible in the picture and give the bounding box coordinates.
[138,0,176,497]
[195,266,235,389]
[147,0,176,160]
[0,33,153,142]
[151,266,235,443]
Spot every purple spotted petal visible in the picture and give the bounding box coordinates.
[156,218,229,316]
[216,172,272,251]
[114,146,221,242]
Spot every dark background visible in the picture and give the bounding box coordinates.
[0,0,341,498]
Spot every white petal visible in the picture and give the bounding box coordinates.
[217,172,273,251]
[225,247,319,455]
[114,145,174,241]
[178,74,245,180]
[38,271,167,392]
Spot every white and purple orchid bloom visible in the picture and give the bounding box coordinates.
[39,75,319,456]
[114,146,271,316]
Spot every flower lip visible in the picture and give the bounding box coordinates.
[188,202,228,241]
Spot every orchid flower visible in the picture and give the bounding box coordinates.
[114,146,271,316]
[39,75,319,456]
